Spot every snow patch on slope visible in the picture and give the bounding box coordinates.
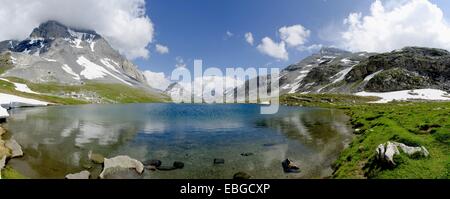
[364,70,383,82]
[331,66,354,84]
[100,58,120,73]
[0,78,39,94]
[355,89,450,103]
[76,56,131,86]
[61,64,81,80]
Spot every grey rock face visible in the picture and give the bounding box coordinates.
[65,170,90,179]
[99,155,144,179]
[228,46,450,97]
[5,138,23,158]
[376,141,429,166]
[0,21,152,89]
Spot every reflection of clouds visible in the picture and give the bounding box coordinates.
[75,122,125,147]
[284,112,312,141]
[71,151,81,167]
[142,121,166,133]
[61,119,79,138]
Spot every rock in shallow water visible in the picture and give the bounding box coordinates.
[65,170,90,179]
[233,172,252,179]
[88,151,104,164]
[5,138,23,158]
[143,159,162,167]
[282,159,301,173]
[99,155,144,179]
[214,158,225,165]
[173,161,184,169]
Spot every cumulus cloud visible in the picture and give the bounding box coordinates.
[175,56,187,68]
[143,70,171,91]
[0,0,154,59]
[257,37,288,61]
[341,0,450,52]
[245,32,254,45]
[155,44,169,54]
[279,24,311,47]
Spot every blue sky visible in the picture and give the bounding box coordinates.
[135,0,450,75]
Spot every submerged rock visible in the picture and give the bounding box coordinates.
[376,141,429,166]
[233,172,252,179]
[88,151,104,164]
[5,138,23,158]
[65,170,90,179]
[240,153,254,157]
[214,158,225,165]
[99,155,144,179]
[282,159,301,173]
[143,159,162,167]
[173,161,184,169]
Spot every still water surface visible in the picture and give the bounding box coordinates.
[5,103,353,179]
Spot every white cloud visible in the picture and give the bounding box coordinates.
[341,0,450,52]
[155,44,169,54]
[245,32,254,45]
[226,31,234,37]
[143,70,171,91]
[0,0,154,59]
[175,56,187,68]
[279,24,311,47]
[297,44,323,52]
[257,37,288,61]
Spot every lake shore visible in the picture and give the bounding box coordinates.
[280,93,450,179]
[1,93,449,179]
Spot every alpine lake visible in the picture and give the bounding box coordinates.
[4,103,353,179]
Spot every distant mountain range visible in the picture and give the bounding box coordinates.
[219,46,450,102]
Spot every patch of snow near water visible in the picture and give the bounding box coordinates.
[0,93,49,118]
[0,78,39,94]
[77,56,132,86]
[355,89,450,103]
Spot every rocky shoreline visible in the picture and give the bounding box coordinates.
[0,126,24,179]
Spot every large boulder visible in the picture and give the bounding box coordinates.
[65,170,90,179]
[5,138,23,158]
[376,141,429,166]
[99,155,144,179]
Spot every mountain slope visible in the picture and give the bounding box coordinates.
[0,21,167,103]
[225,47,449,102]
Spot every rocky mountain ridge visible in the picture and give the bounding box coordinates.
[0,21,147,87]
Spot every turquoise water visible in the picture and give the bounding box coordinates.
[4,103,353,179]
